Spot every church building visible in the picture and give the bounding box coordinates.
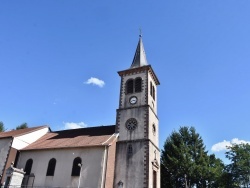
[0,36,160,188]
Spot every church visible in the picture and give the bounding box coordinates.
[0,36,160,188]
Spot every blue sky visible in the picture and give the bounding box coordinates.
[1,1,250,162]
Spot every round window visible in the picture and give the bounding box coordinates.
[126,118,137,131]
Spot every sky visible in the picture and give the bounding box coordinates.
[1,0,250,163]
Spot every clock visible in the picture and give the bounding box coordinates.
[126,118,137,131]
[129,96,137,104]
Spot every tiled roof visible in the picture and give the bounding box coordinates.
[0,126,49,138]
[22,125,117,150]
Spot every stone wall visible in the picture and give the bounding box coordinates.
[0,138,12,183]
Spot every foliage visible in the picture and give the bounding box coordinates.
[0,121,4,132]
[16,123,28,130]
[225,143,250,188]
[161,126,224,188]
[206,154,225,187]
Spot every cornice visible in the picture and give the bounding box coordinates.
[118,65,160,85]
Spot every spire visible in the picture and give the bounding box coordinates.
[130,34,148,68]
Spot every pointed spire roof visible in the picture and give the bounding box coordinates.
[130,35,148,68]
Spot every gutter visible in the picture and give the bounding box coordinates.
[100,133,119,188]
[101,145,108,188]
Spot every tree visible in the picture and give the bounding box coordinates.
[207,154,225,188]
[16,123,28,130]
[161,126,224,188]
[0,121,4,132]
[225,143,250,188]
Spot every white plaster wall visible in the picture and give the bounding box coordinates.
[0,138,12,176]
[147,72,160,188]
[147,72,158,114]
[12,127,49,150]
[18,147,106,188]
[148,110,159,147]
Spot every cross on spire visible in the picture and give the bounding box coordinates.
[139,28,142,38]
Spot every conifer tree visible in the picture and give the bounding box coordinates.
[16,122,28,130]
[0,121,4,132]
[161,126,224,188]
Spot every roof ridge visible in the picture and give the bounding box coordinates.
[0,125,49,138]
[54,125,116,133]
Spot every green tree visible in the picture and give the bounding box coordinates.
[207,154,225,187]
[16,122,28,130]
[0,121,4,132]
[161,126,224,188]
[225,143,250,188]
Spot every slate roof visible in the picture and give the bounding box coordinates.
[0,126,49,139]
[22,125,117,150]
[130,35,148,69]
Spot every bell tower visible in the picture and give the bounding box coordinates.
[114,35,160,188]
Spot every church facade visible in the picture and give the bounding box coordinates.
[0,36,160,188]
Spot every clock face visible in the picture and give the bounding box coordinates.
[129,96,137,104]
[126,118,137,131]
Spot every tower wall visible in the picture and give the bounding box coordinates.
[114,37,160,188]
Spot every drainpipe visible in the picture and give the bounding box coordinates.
[77,164,82,188]
[101,145,108,188]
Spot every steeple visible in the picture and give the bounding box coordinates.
[130,35,148,68]
[115,35,160,188]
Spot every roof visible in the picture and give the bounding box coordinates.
[22,125,117,151]
[130,35,148,69]
[0,126,49,139]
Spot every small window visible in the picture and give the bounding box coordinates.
[126,79,134,94]
[152,85,155,100]
[46,158,56,176]
[71,157,82,176]
[24,159,33,175]
[150,82,153,97]
[127,144,133,156]
[152,124,156,135]
[135,77,142,92]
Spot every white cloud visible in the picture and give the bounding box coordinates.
[211,140,231,152]
[85,77,105,88]
[63,122,87,129]
[211,138,250,152]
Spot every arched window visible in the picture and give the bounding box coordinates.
[126,79,134,94]
[71,157,82,176]
[127,144,133,156]
[24,159,33,175]
[46,158,56,176]
[135,78,142,92]
[152,85,155,100]
[150,82,153,96]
